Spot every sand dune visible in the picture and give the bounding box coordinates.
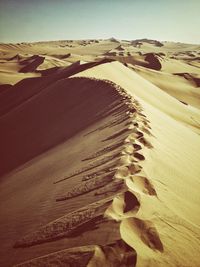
[19,55,45,73]
[143,53,162,70]
[131,66,200,108]
[0,39,200,267]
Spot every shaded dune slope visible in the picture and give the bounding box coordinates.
[0,75,119,177]
[174,72,200,87]
[144,53,162,70]
[19,55,45,73]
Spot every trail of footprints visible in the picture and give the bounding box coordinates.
[106,86,163,257]
[14,80,163,266]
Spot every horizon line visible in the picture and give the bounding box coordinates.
[1,37,200,46]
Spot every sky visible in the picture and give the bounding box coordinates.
[0,0,200,44]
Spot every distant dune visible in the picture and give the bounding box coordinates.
[0,38,200,267]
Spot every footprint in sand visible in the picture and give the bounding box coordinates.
[127,175,157,196]
[122,218,163,252]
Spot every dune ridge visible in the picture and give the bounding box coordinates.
[11,79,160,267]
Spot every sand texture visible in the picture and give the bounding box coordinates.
[0,38,200,267]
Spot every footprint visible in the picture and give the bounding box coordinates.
[125,131,144,143]
[128,164,142,175]
[133,144,142,151]
[123,191,140,213]
[133,152,145,161]
[137,112,147,118]
[128,175,157,196]
[115,164,142,179]
[97,239,137,267]
[123,218,163,252]
[138,137,153,149]
[139,125,152,135]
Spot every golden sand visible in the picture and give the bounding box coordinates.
[0,39,200,267]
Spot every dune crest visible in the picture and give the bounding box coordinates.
[11,78,157,267]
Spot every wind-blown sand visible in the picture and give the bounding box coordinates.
[0,39,200,267]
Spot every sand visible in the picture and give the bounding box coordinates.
[0,38,200,267]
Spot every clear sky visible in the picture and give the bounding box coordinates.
[0,0,200,44]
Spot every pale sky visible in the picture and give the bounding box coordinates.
[0,0,200,44]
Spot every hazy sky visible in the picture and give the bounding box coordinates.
[0,0,200,43]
